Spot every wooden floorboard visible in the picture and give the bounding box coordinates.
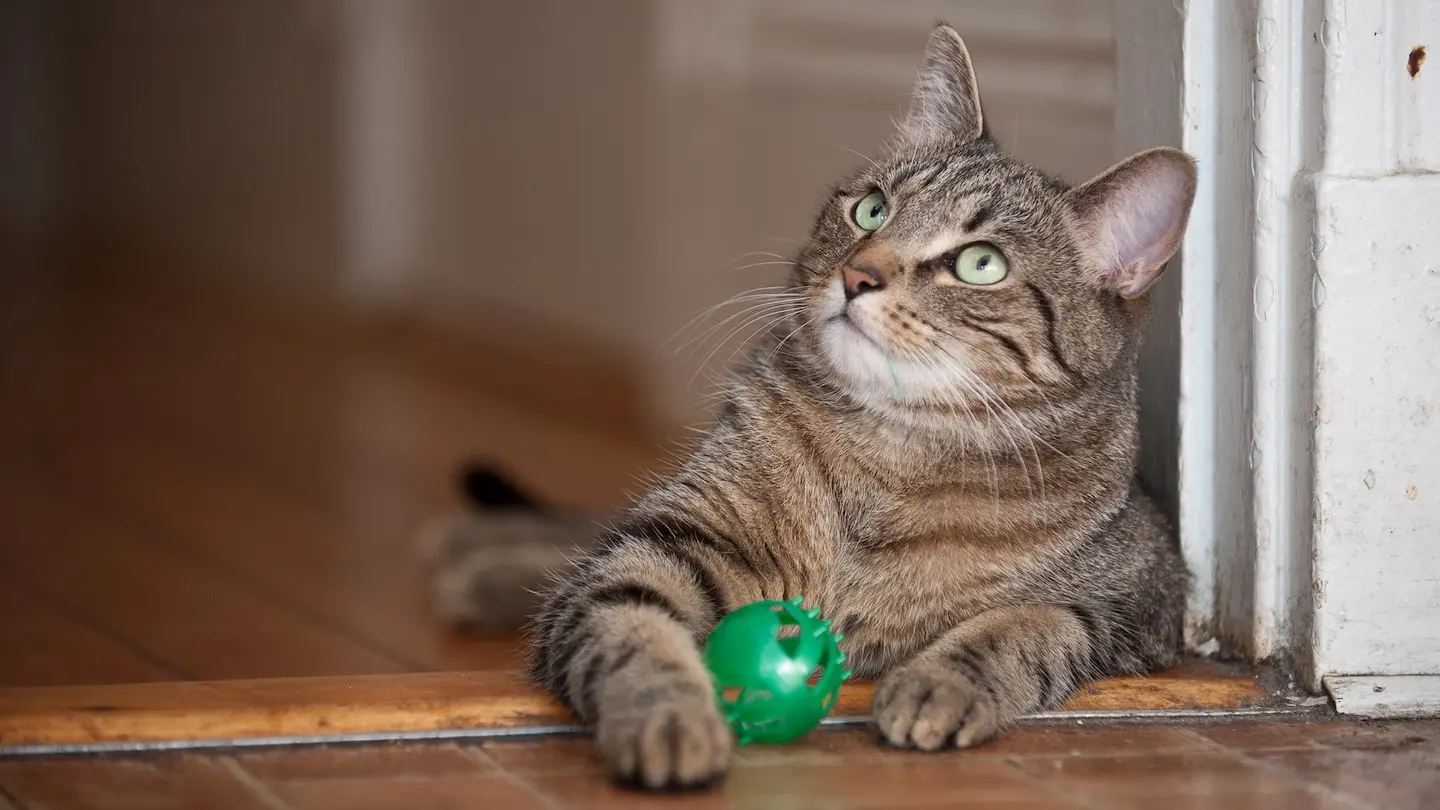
[42,429,501,674]
[0,268,659,687]
[0,664,1265,749]
[0,466,412,682]
[0,579,182,688]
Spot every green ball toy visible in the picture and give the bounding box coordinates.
[702,595,852,745]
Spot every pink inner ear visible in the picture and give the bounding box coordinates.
[1079,153,1195,297]
[1110,182,1188,271]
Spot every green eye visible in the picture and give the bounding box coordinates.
[953,243,1009,285]
[852,191,888,231]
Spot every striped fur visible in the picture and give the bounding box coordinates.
[422,25,1196,790]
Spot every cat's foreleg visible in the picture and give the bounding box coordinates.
[529,533,736,789]
[873,603,1106,749]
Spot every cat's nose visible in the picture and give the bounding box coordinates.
[842,264,885,300]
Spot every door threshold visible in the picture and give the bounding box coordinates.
[1325,674,1440,718]
[0,660,1285,757]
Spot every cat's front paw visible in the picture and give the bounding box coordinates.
[596,692,733,791]
[874,664,1002,750]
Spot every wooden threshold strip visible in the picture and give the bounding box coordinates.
[0,664,1263,754]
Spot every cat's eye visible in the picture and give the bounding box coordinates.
[953,243,1009,285]
[852,191,889,231]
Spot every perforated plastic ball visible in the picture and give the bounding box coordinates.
[702,595,851,745]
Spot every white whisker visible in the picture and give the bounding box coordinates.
[688,303,805,360]
[768,312,820,361]
[663,286,794,349]
[666,289,804,357]
[690,306,805,389]
[836,144,880,170]
[730,260,801,272]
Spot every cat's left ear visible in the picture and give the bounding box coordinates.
[1068,147,1197,299]
[901,24,984,143]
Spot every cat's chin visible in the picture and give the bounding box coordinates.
[820,318,962,410]
[827,314,883,351]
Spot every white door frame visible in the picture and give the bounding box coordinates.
[1118,0,1440,713]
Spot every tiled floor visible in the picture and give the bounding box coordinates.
[1,718,1437,809]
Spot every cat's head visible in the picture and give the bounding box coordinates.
[788,25,1196,416]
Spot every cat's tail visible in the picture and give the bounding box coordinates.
[418,463,603,633]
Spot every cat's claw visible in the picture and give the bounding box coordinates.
[597,695,733,791]
[874,664,1002,751]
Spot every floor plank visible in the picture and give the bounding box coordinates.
[0,579,181,688]
[42,426,520,674]
[0,268,659,686]
[0,754,277,810]
[0,466,410,681]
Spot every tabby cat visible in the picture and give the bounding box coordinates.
[422,24,1196,791]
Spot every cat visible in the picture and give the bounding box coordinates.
[420,23,1196,791]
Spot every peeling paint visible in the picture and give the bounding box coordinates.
[1412,401,1433,426]
[1312,274,1328,310]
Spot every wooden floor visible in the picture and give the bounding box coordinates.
[3,718,1438,809]
[0,264,660,687]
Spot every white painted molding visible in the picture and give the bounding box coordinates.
[1175,0,1325,668]
[1113,0,1282,658]
[1126,0,1440,696]
[1112,0,1196,641]
[1305,1,1440,690]
[1244,0,1325,680]
[1309,174,1440,682]
[1319,0,1440,175]
[1326,676,1440,718]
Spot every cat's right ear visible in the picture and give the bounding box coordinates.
[1068,147,1197,299]
[901,25,984,143]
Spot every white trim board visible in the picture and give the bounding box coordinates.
[1112,0,1316,662]
[1118,0,1440,696]
[1325,676,1440,719]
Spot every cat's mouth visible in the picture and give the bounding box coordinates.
[827,313,885,353]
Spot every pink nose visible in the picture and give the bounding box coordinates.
[842,265,883,300]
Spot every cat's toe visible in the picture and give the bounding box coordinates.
[874,665,1001,751]
[598,697,733,791]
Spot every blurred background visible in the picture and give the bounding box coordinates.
[0,1,1115,686]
